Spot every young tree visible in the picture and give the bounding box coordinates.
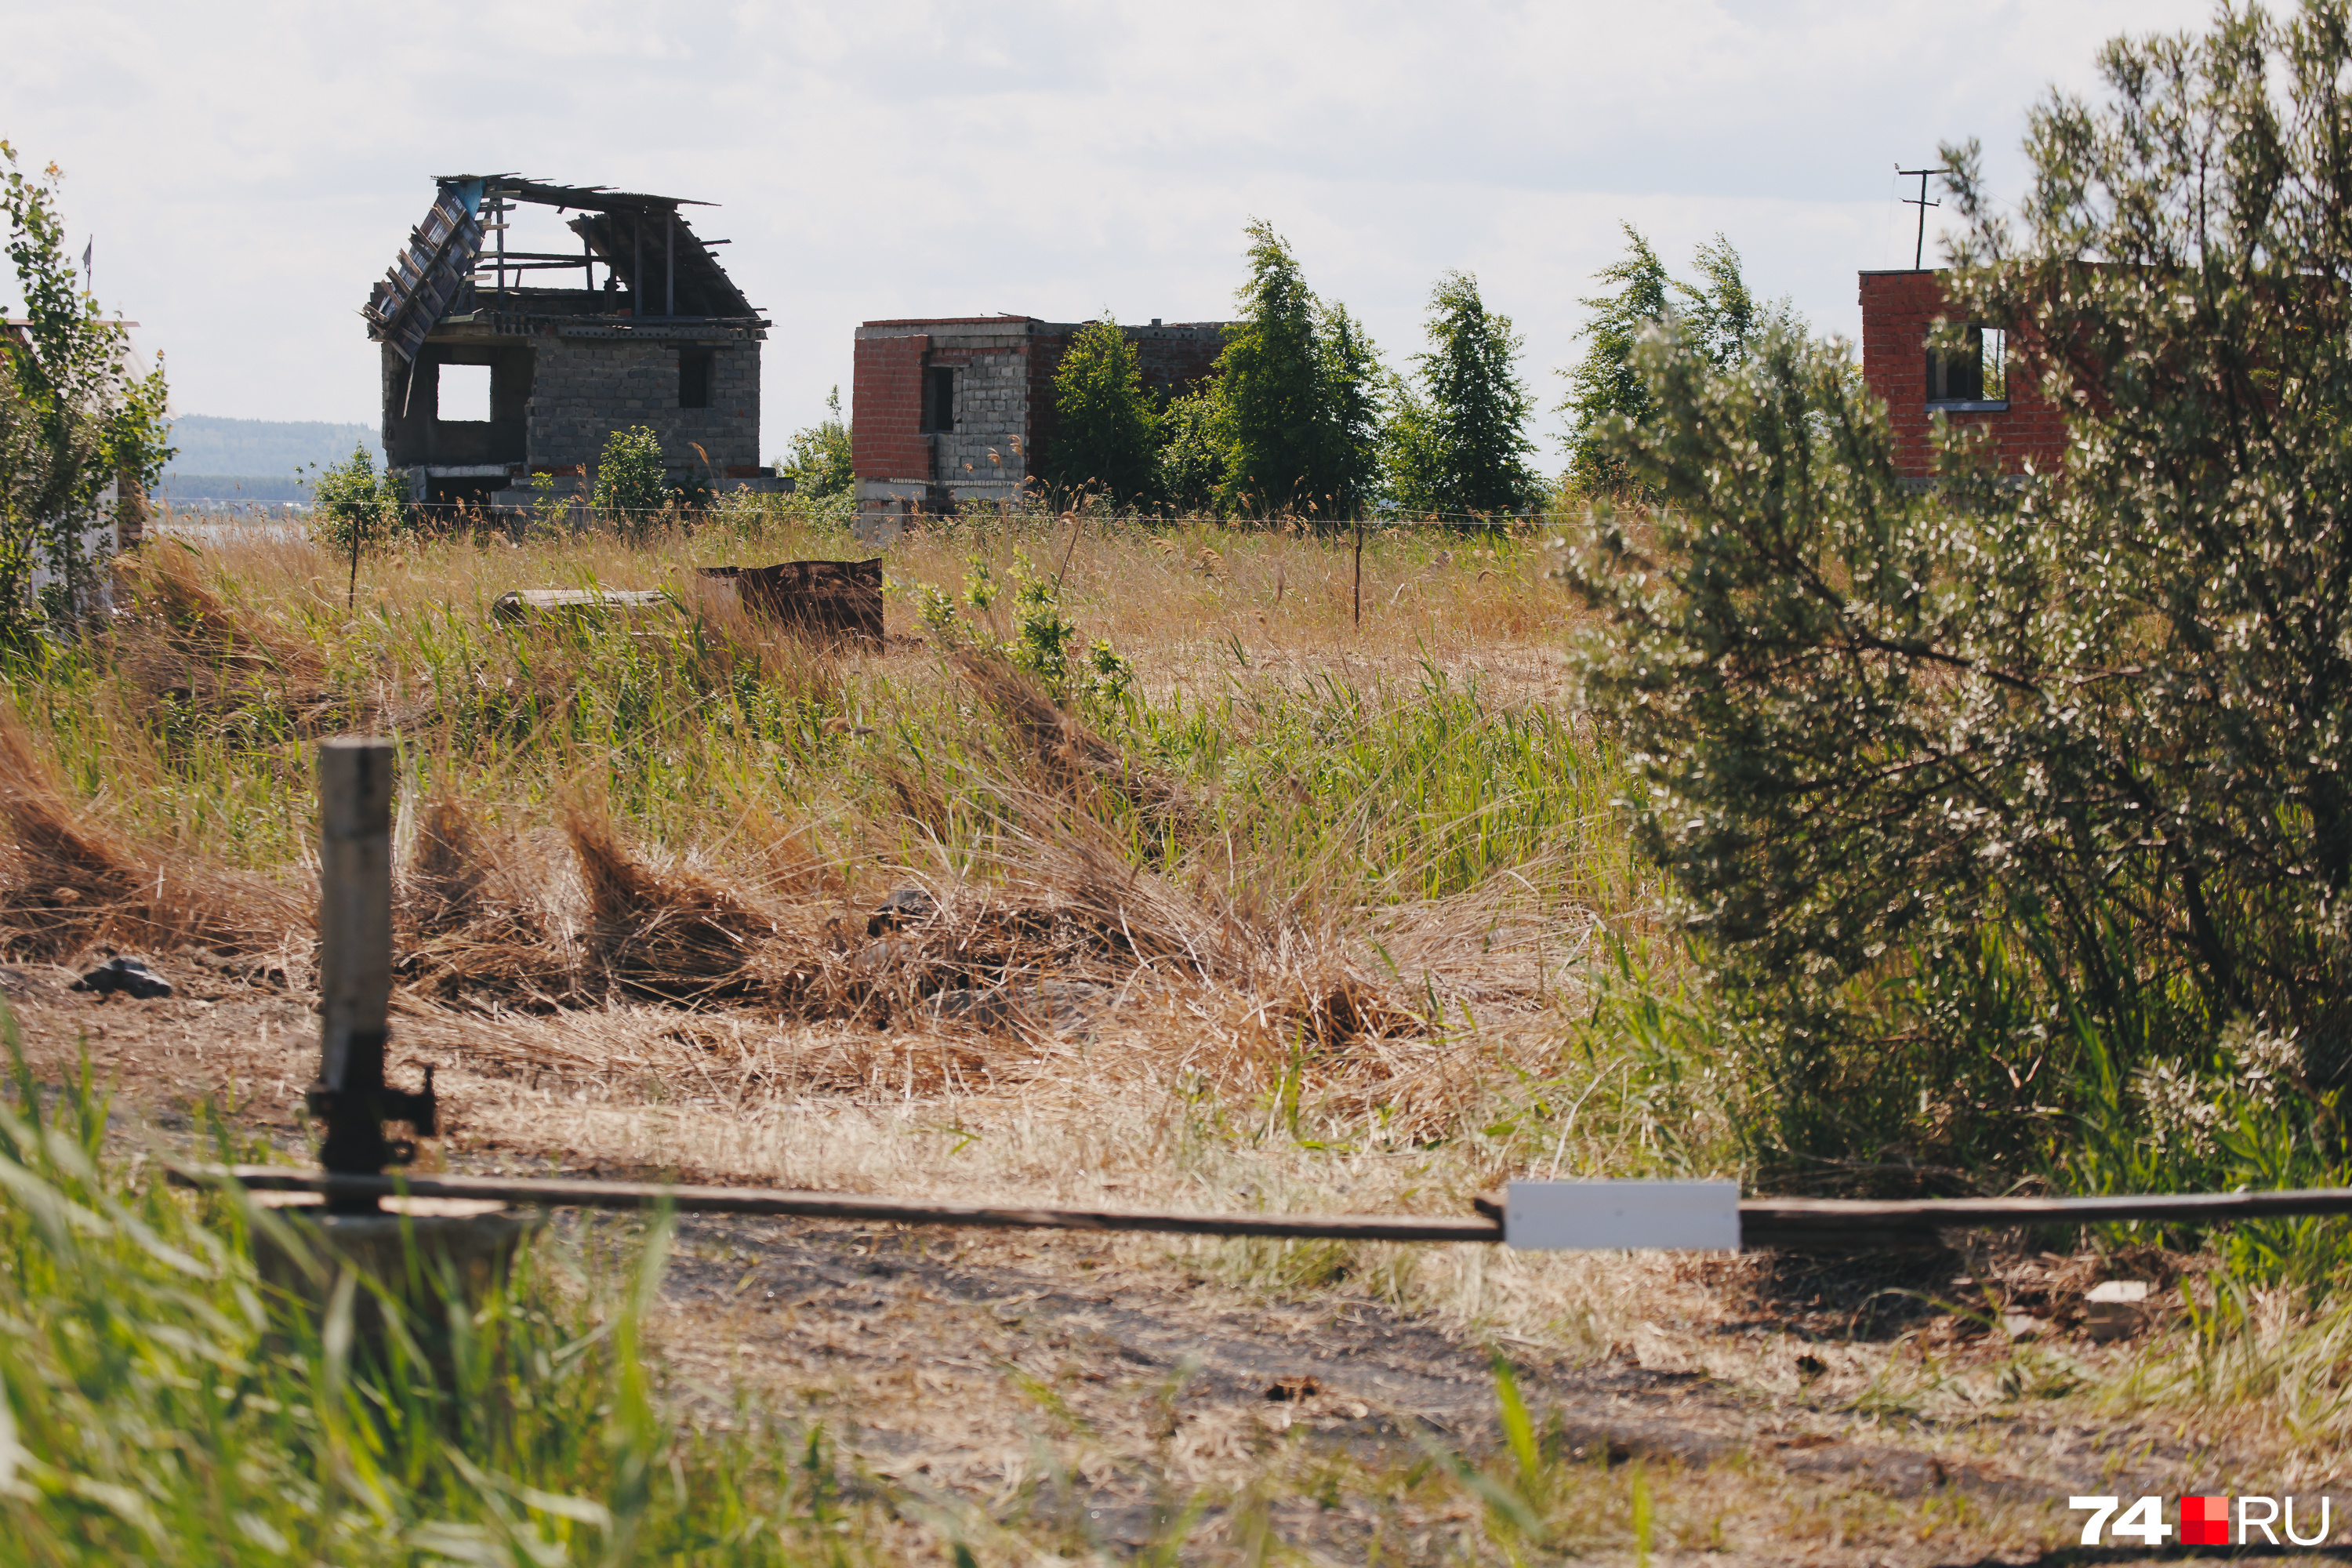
[1214,223,1385,520]
[0,143,170,634]
[1566,0,2352,1181]
[1156,382,1228,515]
[1308,300,1386,521]
[1388,270,1540,515]
[1559,227,1780,492]
[778,385,852,499]
[1217,222,1323,516]
[1047,316,1158,506]
[593,425,669,531]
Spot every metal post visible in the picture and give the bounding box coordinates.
[308,738,434,1210]
[1353,514,1363,626]
[1898,165,1950,270]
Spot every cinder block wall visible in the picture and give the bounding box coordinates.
[1859,271,2066,478]
[525,334,761,476]
[934,336,1034,500]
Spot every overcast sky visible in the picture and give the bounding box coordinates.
[5,0,2216,465]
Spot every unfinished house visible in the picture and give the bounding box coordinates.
[365,176,779,512]
[1859,270,2066,481]
[851,316,1227,523]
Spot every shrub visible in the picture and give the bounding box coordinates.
[777,385,852,499]
[1156,383,1228,515]
[592,425,669,528]
[1566,1,2352,1193]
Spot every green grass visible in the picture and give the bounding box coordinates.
[0,1025,909,1566]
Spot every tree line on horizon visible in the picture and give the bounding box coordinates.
[779,220,1799,518]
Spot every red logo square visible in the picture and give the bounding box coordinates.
[2180,1495,2230,1545]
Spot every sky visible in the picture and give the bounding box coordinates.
[3,0,2218,466]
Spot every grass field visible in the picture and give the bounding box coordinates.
[0,501,2345,1563]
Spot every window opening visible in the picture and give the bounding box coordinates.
[1926,325,2006,406]
[922,365,956,433]
[678,346,714,410]
[437,362,491,423]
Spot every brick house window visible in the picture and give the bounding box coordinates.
[677,347,714,410]
[922,366,956,433]
[1926,326,2006,408]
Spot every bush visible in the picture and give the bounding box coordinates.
[1156,384,1227,516]
[1566,2,2352,1202]
[777,386,852,499]
[592,425,669,528]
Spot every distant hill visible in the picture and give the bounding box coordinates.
[157,416,383,507]
[162,416,381,479]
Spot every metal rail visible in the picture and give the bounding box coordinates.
[169,1165,2352,1250]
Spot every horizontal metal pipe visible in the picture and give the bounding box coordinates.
[170,1166,2352,1250]
[172,1166,1504,1243]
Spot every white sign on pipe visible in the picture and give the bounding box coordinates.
[1505,1181,1741,1251]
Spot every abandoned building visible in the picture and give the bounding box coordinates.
[365,176,779,511]
[1859,269,2066,481]
[851,316,1228,518]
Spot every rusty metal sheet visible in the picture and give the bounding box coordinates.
[699,558,883,644]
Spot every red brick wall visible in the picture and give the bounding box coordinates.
[855,318,1229,492]
[1025,329,1069,486]
[1859,271,2067,479]
[1024,324,1226,486]
[852,333,931,480]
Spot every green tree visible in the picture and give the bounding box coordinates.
[1047,317,1158,506]
[593,425,669,528]
[307,445,406,550]
[778,385,852,499]
[1565,0,2352,1185]
[1310,301,1386,521]
[1214,222,1385,520]
[1559,227,1780,492]
[1156,383,1227,515]
[0,143,171,634]
[1218,222,1323,515]
[1388,270,1540,515]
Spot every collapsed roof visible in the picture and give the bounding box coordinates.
[362,174,764,361]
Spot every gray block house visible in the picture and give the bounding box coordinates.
[365,175,779,512]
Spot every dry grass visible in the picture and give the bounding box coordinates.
[5,507,2335,1541]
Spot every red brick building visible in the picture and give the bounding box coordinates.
[1859,270,2066,481]
[852,316,1226,521]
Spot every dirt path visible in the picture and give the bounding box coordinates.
[7,959,2341,1564]
[641,1210,2267,1565]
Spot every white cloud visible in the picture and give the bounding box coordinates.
[2,0,2213,460]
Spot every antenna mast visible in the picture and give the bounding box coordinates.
[1896,165,1950,270]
